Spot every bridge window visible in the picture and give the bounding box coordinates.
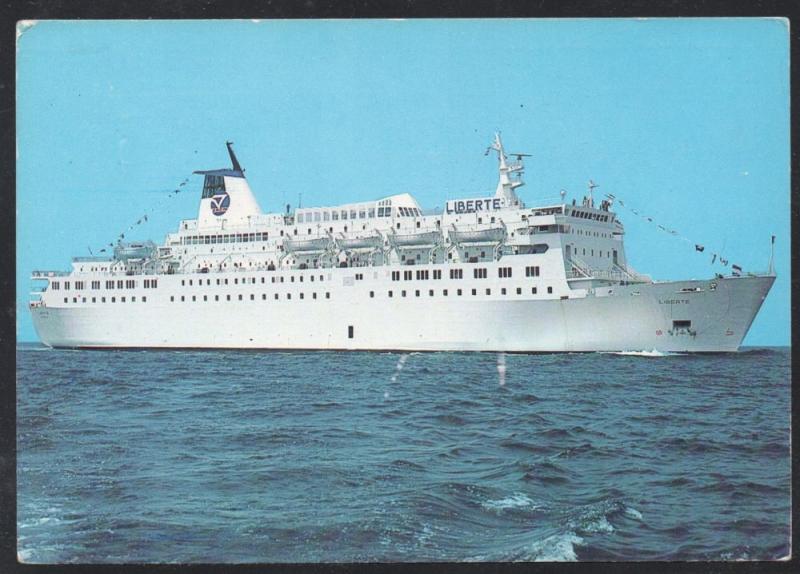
[201,174,226,199]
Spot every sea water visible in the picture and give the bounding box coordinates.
[16,344,791,562]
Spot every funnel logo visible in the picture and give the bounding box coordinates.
[210,192,231,216]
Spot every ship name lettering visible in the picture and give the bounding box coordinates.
[658,298,689,305]
[446,198,503,214]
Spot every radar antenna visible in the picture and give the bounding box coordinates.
[587,179,599,207]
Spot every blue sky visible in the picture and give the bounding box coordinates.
[16,19,790,345]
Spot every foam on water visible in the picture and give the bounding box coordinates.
[525,532,585,562]
[481,493,540,511]
[610,349,682,357]
[624,507,644,520]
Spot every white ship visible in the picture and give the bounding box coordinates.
[29,135,774,352]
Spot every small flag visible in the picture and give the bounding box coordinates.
[695,244,705,252]
[144,215,148,222]
[732,264,742,273]
[720,258,728,266]
[647,217,652,222]
[100,248,106,253]
[772,234,775,244]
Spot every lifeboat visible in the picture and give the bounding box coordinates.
[337,233,383,250]
[113,241,157,261]
[390,230,441,247]
[283,237,330,253]
[449,226,505,244]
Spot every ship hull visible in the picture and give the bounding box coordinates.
[31,274,773,353]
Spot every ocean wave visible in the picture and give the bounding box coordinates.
[517,532,585,561]
[481,493,542,512]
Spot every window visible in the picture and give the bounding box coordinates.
[516,287,522,295]
[532,287,538,294]
[402,290,407,297]
[471,288,477,296]
[325,292,330,299]
[473,268,487,279]
[404,270,412,280]
[391,271,400,281]
[457,289,462,296]
[348,325,354,339]
[106,280,114,289]
[433,270,442,280]
[415,290,420,297]
[75,281,85,290]
[370,291,374,298]
[388,290,393,297]
[415,270,429,280]
[262,294,266,300]
[547,286,553,294]
[52,282,60,290]
[525,266,541,277]
[91,281,100,289]
[501,288,506,295]
[429,289,434,296]
[65,282,70,290]
[498,267,512,278]
[443,289,448,296]
[170,296,175,302]
[486,288,491,295]
[91,297,96,303]
[450,269,463,279]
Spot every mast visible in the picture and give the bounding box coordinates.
[226,141,244,173]
[488,132,525,207]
